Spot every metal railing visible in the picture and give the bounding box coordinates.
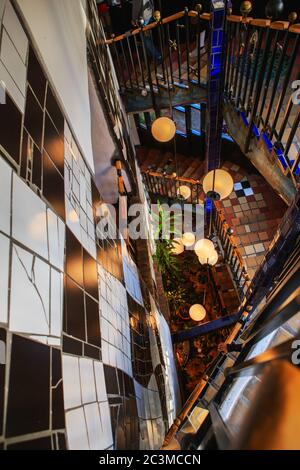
[213,202,251,300]
[224,13,300,185]
[142,169,202,204]
[105,9,210,106]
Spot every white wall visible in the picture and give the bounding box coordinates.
[16,0,94,172]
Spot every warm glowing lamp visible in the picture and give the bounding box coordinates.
[194,238,215,257]
[198,248,219,266]
[182,232,196,247]
[171,239,184,255]
[202,169,234,201]
[177,185,191,200]
[189,304,206,322]
[151,117,176,143]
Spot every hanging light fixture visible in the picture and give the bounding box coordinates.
[171,238,184,255]
[151,116,176,143]
[198,248,219,266]
[194,238,215,257]
[177,185,191,200]
[202,169,234,201]
[182,232,196,247]
[189,304,206,322]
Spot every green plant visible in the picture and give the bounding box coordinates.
[166,286,188,313]
[153,239,180,289]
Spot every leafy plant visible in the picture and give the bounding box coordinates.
[153,239,180,289]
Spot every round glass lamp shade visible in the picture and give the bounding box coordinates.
[189,304,206,322]
[171,239,184,255]
[182,232,196,247]
[198,248,218,266]
[202,169,234,201]
[194,238,215,257]
[151,117,176,143]
[177,185,191,200]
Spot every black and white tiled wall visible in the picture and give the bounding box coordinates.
[0,0,180,450]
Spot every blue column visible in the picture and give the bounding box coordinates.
[172,313,240,343]
[205,0,227,172]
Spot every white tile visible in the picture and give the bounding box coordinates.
[47,209,65,271]
[79,357,96,404]
[50,268,63,338]
[62,355,82,409]
[0,156,12,235]
[12,174,48,259]
[10,245,50,335]
[98,401,113,449]
[66,408,89,450]
[3,1,28,63]
[0,59,25,111]
[93,361,107,403]
[0,29,27,95]
[101,340,109,364]
[84,403,103,450]
[0,234,9,323]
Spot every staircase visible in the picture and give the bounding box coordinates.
[106,8,300,202]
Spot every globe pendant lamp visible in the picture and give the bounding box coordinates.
[182,232,196,247]
[194,238,215,257]
[151,117,176,143]
[189,304,206,322]
[202,169,234,201]
[177,185,191,200]
[171,238,184,255]
[198,248,219,266]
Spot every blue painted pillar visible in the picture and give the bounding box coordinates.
[205,0,227,172]
[172,313,240,343]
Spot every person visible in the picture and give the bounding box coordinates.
[132,0,162,62]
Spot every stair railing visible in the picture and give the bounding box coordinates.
[224,13,300,186]
[213,202,251,301]
[104,9,210,98]
[142,169,202,204]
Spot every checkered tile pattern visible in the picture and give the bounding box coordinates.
[220,162,286,280]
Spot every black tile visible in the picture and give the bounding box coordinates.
[84,343,101,360]
[57,433,67,450]
[241,180,251,189]
[104,365,119,395]
[51,348,62,388]
[64,276,86,341]
[235,189,245,198]
[43,151,65,220]
[6,335,50,437]
[44,114,64,174]
[0,93,22,164]
[32,144,42,190]
[24,87,44,150]
[27,46,47,107]
[52,381,65,430]
[7,436,52,450]
[46,87,64,137]
[85,295,101,348]
[0,329,6,437]
[65,228,83,287]
[83,249,98,300]
[63,335,83,356]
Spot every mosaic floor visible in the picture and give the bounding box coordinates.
[219,162,287,280]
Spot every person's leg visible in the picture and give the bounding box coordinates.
[144,30,162,62]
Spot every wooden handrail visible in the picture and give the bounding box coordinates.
[104,10,210,45]
[104,9,300,45]
[144,169,202,186]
